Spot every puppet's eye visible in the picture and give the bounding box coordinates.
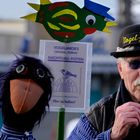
[36,68,45,78]
[16,64,25,73]
[86,15,96,25]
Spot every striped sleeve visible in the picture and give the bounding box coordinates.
[67,115,111,140]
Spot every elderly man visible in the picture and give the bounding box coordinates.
[68,24,140,140]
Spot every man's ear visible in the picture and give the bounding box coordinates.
[117,61,124,79]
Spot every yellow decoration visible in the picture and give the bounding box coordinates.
[28,3,40,11]
[40,0,51,5]
[48,22,60,30]
[59,23,80,30]
[52,9,78,20]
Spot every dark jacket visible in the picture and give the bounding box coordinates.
[87,80,140,140]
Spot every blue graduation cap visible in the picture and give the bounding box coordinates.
[84,0,115,21]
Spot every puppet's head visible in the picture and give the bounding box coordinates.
[0,55,53,131]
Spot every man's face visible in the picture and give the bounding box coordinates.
[118,56,140,102]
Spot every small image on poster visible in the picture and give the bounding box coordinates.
[39,40,92,112]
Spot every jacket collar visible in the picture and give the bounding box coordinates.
[114,80,133,111]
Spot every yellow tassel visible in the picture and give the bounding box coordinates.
[27,3,40,11]
[21,13,37,22]
[103,21,117,33]
[40,0,51,5]
[106,21,117,27]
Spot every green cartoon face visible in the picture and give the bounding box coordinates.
[22,0,116,43]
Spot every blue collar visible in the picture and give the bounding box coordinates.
[0,125,35,140]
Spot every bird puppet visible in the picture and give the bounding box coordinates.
[0,55,53,140]
[22,0,116,43]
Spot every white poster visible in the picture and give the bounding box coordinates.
[39,40,92,112]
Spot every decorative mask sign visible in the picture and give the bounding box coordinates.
[22,1,116,140]
[22,0,116,43]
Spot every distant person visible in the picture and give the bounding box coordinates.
[20,33,32,53]
[68,24,140,139]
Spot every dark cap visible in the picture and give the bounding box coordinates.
[111,24,140,58]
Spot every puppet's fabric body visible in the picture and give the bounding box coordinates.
[0,125,35,140]
[0,55,53,140]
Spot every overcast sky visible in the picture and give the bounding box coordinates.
[0,0,117,20]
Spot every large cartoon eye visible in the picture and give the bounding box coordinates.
[36,68,45,78]
[86,15,96,25]
[16,64,26,73]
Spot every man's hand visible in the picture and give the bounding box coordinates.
[111,102,140,140]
